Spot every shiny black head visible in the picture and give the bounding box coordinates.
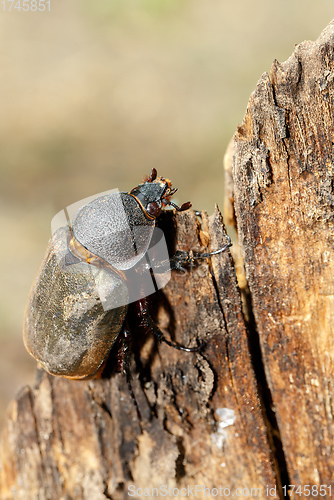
[129,168,191,219]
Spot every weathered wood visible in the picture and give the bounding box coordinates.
[232,19,334,490]
[0,210,277,499]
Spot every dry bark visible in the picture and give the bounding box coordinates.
[231,19,334,491]
[1,18,334,500]
[0,209,277,499]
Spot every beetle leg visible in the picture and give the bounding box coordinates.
[193,234,232,259]
[169,250,196,272]
[169,235,232,271]
[144,235,232,275]
[117,324,142,421]
[134,298,201,352]
[115,325,131,373]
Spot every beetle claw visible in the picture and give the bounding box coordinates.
[195,235,232,258]
[160,336,204,352]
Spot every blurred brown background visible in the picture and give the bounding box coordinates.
[0,0,333,428]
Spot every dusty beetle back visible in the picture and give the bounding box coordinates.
[23,225,128,379]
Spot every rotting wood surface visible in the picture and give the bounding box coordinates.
[0,210,277,499]
[1,19,334,500]
[231,19,334,492]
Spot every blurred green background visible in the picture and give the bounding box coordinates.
[0,0,333,428]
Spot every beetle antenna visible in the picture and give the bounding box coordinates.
[168,201,192,212]
[148,168,157,182]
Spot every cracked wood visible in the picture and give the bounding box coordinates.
[232,20,334,487]
[0,210,277,499]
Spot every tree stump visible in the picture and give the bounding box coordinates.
[1,19,334,500]
[231,19,334,492]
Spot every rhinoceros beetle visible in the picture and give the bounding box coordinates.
[23,168,231,381]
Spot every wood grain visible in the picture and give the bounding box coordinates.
[232,20,334,489]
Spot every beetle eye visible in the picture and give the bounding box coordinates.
[146,202,161,218]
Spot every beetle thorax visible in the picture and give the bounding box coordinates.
[130,178,171,209]
[129,177,175,219]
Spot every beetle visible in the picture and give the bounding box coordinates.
[23,168,231,380]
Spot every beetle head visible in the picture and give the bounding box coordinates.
[129,168,192,219]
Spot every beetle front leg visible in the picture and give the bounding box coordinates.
[169,234,232,272]
[147,234,232,275]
